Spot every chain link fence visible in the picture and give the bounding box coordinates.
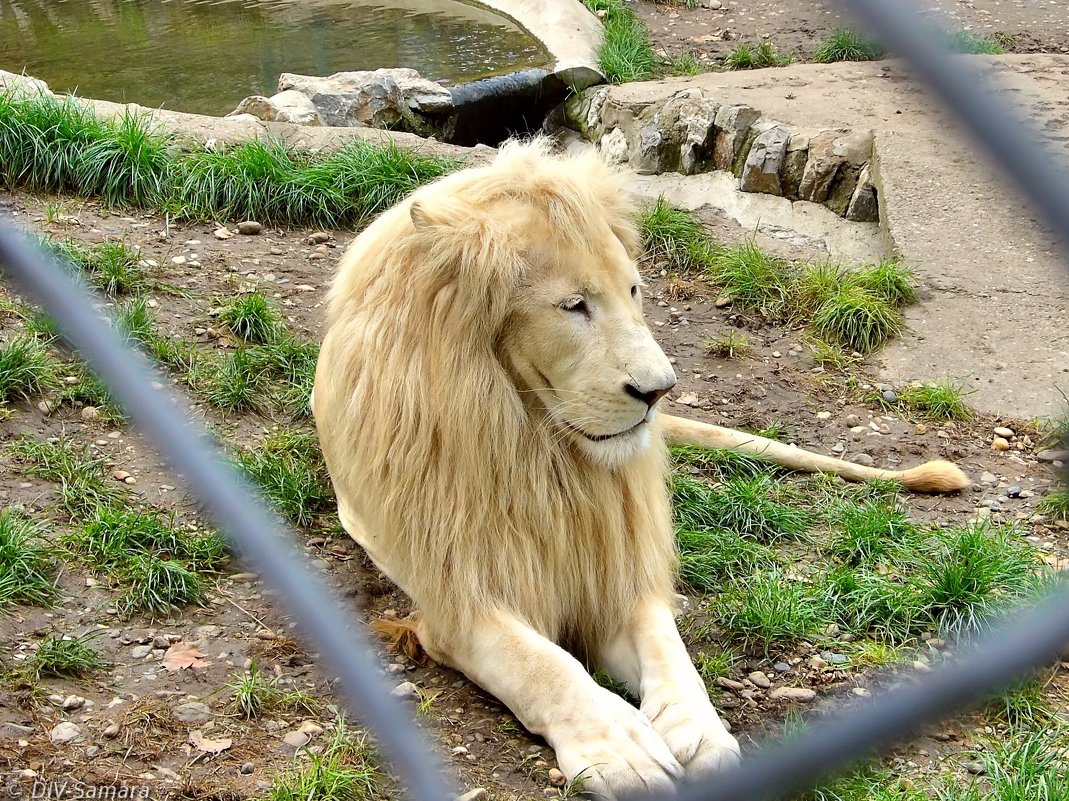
[1,0,1067,799]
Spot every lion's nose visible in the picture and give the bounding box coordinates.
[624,378,676,408]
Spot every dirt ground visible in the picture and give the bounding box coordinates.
[1,190,1066,801]
[636,0,1069,66]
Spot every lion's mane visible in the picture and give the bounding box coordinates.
[313,140,676,659]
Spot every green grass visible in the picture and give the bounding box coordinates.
[710,241,792,316]
[809,339,861,371]
[717,569,825,646]
[0,93,456,227]
[812,28,886,63]
[47,239,146,296]
[217,293,283,344]
[665,52,702,77]
[55,363,126,421]
[726,41,795,70]
[916,522,1042,635]
[235,428,333,526]
[897,381,973,421]
[116,296,155,346]
[673,473,808,544]
[940,730,1069,801]
[69,508,227,571]
[584,0,660,83]
[0,508,60,608]
[853,260,918,308]
[810,285,902,354]
[820,565,921,639]
[115,554,208,616]
[264,720,384,801]
[670,444,776,481]
[943,30,1007,55]
[1037,487,1069,522]
[695,649,738,684]
[7,435,125,520]
[638,197,717,272]
[677,525,773,590]
[227,662,321,719]
[705,329,751,359]
[32,632,107,678]
[0,335,58,404]
[827,499,919,566]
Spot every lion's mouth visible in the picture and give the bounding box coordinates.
[567,419,647,442]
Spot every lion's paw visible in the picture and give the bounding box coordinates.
[643,700,740,779]
[552,691,683,800]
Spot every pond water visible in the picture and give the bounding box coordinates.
[0,0,550,116]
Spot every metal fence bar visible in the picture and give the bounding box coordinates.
[0,225,455,801]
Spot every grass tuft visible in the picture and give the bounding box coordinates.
[0,508,60,607]
[7,435,125,520]
[673,473,807,544]
[116,554,207,616]
[718,570,824,646]
[725,41,795,70]
[227,661,324,719]
[827,499,919,566]
[811,285,902,354]
[705,330,751,359]
[264,719,384,801]
[709,241,792,316]
[33,632,107,678]
[813,28,885,63]
[69,508,227,571]
[217,293,283,344]
[898,381,972,421]
[235,428,333,527]
[0,335,59,404]
[943,29,1007,55]
[639,198,716,272]
[584,0,660,83]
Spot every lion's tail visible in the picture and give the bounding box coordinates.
[660,414,970,494]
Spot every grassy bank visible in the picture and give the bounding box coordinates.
[0,93,456,227]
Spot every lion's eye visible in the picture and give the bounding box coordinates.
[562,296,588,315]
[631,285,639,298]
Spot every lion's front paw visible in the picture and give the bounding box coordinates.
[552,690,683,800]
[643,699,740,779]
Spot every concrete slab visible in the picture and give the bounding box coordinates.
[602,55,1069,418]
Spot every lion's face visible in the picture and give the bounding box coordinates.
[502,214,676,466]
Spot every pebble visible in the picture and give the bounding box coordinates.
[845,414,861,427]
[131,644,153,659]
[851,687,871,698]
[37,400,57,415]
[80,406,100,421]
[391,681,419,700]
[297,721,324,737]
[964,761,986,775]
[50,722,82,744]
[103,722,121,739]
[238,221,263,235]
[240,763,255,775]
[61,695,86,711]
[816,411,831,420]
[748,671,772,689]
[0,723,34,739]
[705,0,722,8]
[454,790,488,801]
[773,662,791,673]
[980,471,998,486]
[172,701,212,723]
[548,769,567,787]
[991,436,1010,451]
[282,730,310,751]
[993,426,1015,439]
[307,232,331,245]
[1006,486,1022,498]
[770,687,816,703]
[112,469,133,482]
[881,390,898,403]
[85,746,100,758]
[716,677,745,692]
[853,453,875,467]
[1037,449,1069,463]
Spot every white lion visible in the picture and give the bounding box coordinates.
[312,139,968,798]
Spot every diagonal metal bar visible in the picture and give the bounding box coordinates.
[0,222,455,801]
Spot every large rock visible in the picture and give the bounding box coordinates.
[0,70,50,99]
[798,129,872,203]
[740,124,790,194]
[228,90,320,126]
[712,104,761,172]
[628,90,719,175]
[846,164,879,222]
[278,68,452,131]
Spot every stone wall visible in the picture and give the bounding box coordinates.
[562,86,879,222]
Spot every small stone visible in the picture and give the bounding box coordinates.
[238,221,263,235]
[816,411,832,420]
[770,687,816,703]
[1037,449,1069,463]
[81,406,100,421]
[992,436,1010,451]
[195,624,223,638]
[131,644,153,659]
[61,695,86,711]
[452,745,469,755]
[675,393,700,407]
[37,399,57,415]
[774,662,791,673]
[240,763,255,775]
[845,414,861,427]
[828,654,849,665]
[851,687,871,698]
[993,426,1015,439]
[103,722,121,739]
[748,671,771,689]
[112,469,132,482]
[50,722,82,744]
[172,701,212,723]
[454,791,488,801]
[1006,486,1022,498]
[548,768,567,787]
[853,453,875,467]
[307,232,331,245]
[714,295,732,308]
[297,722,324,737]
[282,730,310,751]
[391,681,419,700]
[716,677,745,692]
[881,390,898,403]
[85,746,100,758]
[213,227,233,240]
[912,660,932,674]
[964,761,986,775]
[387,663,406,674]
[980,471,998,486]
[705,0,722,7]
[0,722,34,739]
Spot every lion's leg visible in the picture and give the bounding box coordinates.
[419,611,683,800]
[598,597,740,779]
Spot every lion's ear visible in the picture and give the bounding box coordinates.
[410,200,452,230]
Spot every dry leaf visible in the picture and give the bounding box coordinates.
[189,730,232,754]
[213,227,233,240]
[163,641,209,671]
